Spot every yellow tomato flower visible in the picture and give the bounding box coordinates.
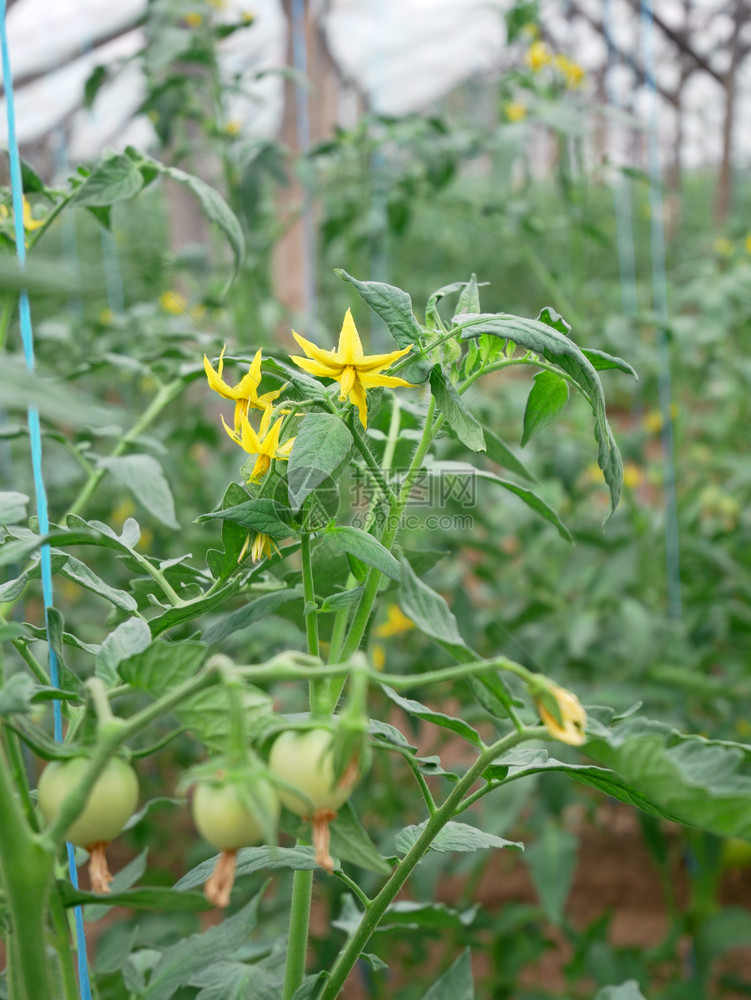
[525,41,551,72]
[371,644,386,671]
[159,290,187,315]
[1,196,45,234]
[554,54,586,89]
[374,604,415,639]
[186,12,203,27]
[533,682,586,746]
[251,532,281,562]
[225,119,242,136]
[290,309,414,428]
[205,345,283,430]
[504,101,527,122]
[622,462,644,489]
[713,237,733,257]
[221,404,295,483]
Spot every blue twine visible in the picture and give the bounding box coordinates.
[640,0,682,620]
[291,0,317,327]
[0,5,92,997]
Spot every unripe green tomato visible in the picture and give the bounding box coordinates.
[38,757,139,847]
[269,728,359,817]
[191,779,279,851]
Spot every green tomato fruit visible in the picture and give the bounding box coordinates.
[269,728,359,817]
[191,778,279,851]
[38,757,139,847]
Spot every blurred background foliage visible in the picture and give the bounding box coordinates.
[3,0,751,996]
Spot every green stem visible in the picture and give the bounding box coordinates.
[317,726,541,1000]
[282,867,314,1000]
[0,296,14,353]
[26,191,75,254]
[334,870,371,909]
[49,889,80,1000]
[66,378,185,519]
[348,416,397,506]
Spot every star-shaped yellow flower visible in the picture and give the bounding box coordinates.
[205,345,283,430]
[221,403,295,482]
[289,309,415,428]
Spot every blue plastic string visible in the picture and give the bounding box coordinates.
[0,5,92,997]
[291,0,317,327]
[640,0,682,620]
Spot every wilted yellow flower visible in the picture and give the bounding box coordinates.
[290,309,414,428]
[374,604,415,639]
[525,41,551,72]
[533,682,586,746]
[622,463,644,489]
[185,11,203,27]
[713,237,733,257]
[222,403,295,482]
[251,532,281,562]
[205,345,283,431]
[504,101,528,122]
[159,291,187,315]
[554,54,586,89]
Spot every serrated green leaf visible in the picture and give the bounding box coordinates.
[429,365,485,452]
[419,950,474,1000]
[175,845,325,891]
[96,618,153,685]
[58,882,212,913]
[142,893,263,1000]
[483,428,536,481]
[118,639,207,695]
[203,586,303,646]
[522,370,570,446]
[71,153,145,207]
[0,673,35,715]
[472,469,572,542]
[57,553,137,611]
[0,491,29,525]
[459,310,623,516]
[287,413,353,511]
[197,498,293,539]
[396,821,522,857]
[335,269,430,383]
[327,526,400,581]
[99,454,178,529]
[381,684,482,747]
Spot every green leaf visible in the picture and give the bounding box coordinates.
[319,587,363,612]
[429,366,485,452]
[164,165,245,295]
[57,553,137,612]
[483,428,536,482]
[331,802,393,874]
[523,822,578,925]
[99,454,178,529]
[206,483,250,578]
[333,895,477,937]
[418,949,474,1000]
[581,348,638,378]
[522,370,570,446]
[147,582,241,638]
[593,983,648,1000]
[398,555,472,658]
[472,469,572,542]
[177,682,272,754]
[455,274,482,315]
[425,280,471,328]
[71,153,144,208]
[381,685,482,747]
[326,526,400,581]
[458,310,623,516]
[262,357,328,401]
[584,719,751,840]
[58,882,212,913]
[335,269,430,383]
[84,849,149,921]
[198,497,293,540]
[118,640,207,696]
[0,491,29,525]
[175,846,324,891]
[395,821,522,857]
[0,358,124,431]
[287,413,353,511]
[203,586,303,646]
[0,673,35,715]
[96,618,153,685]
[142,893,263,1000]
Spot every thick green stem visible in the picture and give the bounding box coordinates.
[317,726,540,1000]
[0,743,55,1000]
[282,867,314,1000]
[49,889,80,1000]
[67,378,185,519]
